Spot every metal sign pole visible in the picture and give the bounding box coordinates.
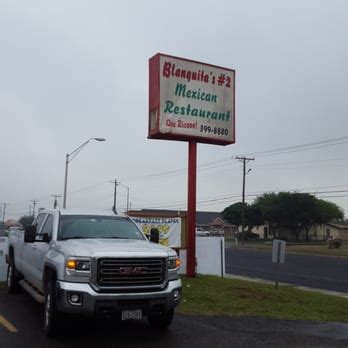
[220,238,224,278]
[186,141,197,277]
[275,241,281,289]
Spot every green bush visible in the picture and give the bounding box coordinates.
[327,239,342,249]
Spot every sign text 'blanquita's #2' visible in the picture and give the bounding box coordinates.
[149,53,235,146]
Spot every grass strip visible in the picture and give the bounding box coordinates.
[235,242,348,257]
[178,275,348,322]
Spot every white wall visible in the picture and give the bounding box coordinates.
[179,236,225,277]
[0,237,8,281]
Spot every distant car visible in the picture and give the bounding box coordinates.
[210,229,224,236]
[195,227,210,237]
[236,232,259,240]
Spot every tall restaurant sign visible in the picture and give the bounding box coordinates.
[149,53,235,145]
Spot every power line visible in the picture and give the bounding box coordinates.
[245,136,348,157]
[5,136,348,213]
[120,136,348,182]
[254,156,348,168]
[68,181,110,195]
[136,187,348,211]
[317,195,348,199]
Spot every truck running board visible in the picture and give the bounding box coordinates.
[19,280,45,304]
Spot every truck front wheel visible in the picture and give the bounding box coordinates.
[148,309,174,329]
[44,280,62,337]
[7,260,20,294]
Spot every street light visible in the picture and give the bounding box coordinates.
[63,137,106,209]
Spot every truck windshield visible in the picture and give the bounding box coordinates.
[58,215,146,241]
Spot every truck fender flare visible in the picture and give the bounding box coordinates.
[7,245,15,265]
[43,264,58,291]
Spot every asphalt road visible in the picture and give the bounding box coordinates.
[225,247,348,292]
[1,287,348,347]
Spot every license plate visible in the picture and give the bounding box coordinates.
[121,309,142,321]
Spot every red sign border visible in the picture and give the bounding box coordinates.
[148,53,236,146]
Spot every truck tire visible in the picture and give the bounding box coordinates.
[148,309,174,329]
[7,259,20,294]
[43,280,62,337]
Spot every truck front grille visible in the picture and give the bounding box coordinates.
[96,258,166,289]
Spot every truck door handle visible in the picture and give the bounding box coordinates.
[31,244,37,249]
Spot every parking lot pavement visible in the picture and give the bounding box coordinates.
[1,287,348,348]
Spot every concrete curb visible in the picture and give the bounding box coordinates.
[225,273,348,299]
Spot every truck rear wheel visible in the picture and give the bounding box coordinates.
[7,260,20,294]
[43,280,62,337]
[148,309,174,329]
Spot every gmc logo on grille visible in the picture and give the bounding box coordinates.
[119,267,147,275]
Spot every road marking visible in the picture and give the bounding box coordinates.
[0,315,18,333]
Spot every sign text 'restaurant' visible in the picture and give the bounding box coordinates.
[149,54,235,145]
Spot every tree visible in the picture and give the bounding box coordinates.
[245,205,264,228]
[4,219,21,228]
[19,215,34,228]
[253,192,344,241]
[222,202,263,232]
[252,193,281,238]
[222,202,245,227]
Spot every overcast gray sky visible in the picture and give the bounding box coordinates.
[1,0,348,220]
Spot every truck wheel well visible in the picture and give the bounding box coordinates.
[8,246,14,260]
[43,267,57,292]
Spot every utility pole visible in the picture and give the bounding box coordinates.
[120,184,130,212]
[125,186,130,212]
[31,200,38,217]
[110,179,119,213]
[29,204,32,216]
[1,203,8,223]
[236,156,255,244]
[52,195,61,209]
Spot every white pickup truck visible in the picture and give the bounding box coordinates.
[6,209,182,337]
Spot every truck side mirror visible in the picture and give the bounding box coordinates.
[150,228,160,243]
[24,225,37,243]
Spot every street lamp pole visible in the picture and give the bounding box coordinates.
[63,137,106,209]
[63,153,69,209]
[1,203,8,223]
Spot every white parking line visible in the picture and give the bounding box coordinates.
[0,315,18,333]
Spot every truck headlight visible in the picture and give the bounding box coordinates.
[66,257,91,275]
[168,256,180,270]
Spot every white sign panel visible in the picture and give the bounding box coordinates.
[272,239,286,264]
[131,217,181,248]
[149,53,235,145]
[179,237,225,277]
